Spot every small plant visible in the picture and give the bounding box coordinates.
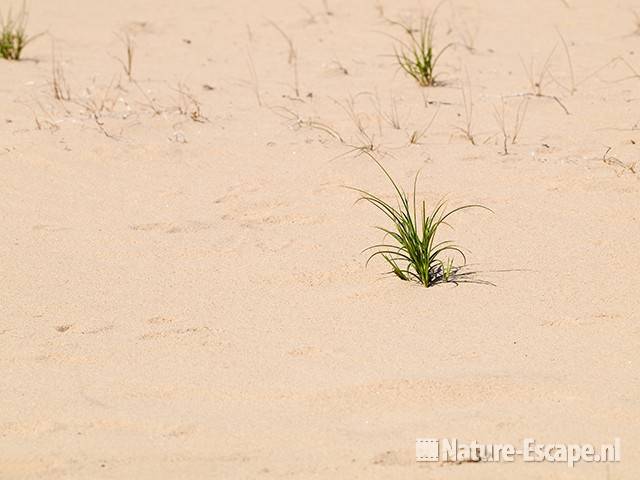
[372,91,400,129]
[336,95,369,136]
[554,29,576,94]
[407,106,439,145]
[116,33,134,80]
[521,46,556,97]
[335,131,380,159]
[0,2,39,60]
[520,47,570,115]
[602,147,637,175]
[391,8,451,87]
[173,82,207,122]
[51,49,71,101]
[456,71,476,145]
[492,96,529,155]
[271,106,344,142]
[245,49,262,107]
[351,154,488,287]
[269,20,300,97]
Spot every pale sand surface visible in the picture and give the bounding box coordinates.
[1,0,639,478]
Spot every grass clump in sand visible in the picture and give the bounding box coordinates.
[390,7,451,87]
[0,2,38,60]
[352,155,488,287]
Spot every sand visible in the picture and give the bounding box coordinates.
[1,0,639,478]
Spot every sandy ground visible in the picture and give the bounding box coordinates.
[1,0,639,478]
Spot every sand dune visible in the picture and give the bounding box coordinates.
[1,0,639,478]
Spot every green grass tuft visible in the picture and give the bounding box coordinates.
[0,2,38,60]
[351,155,489,287]
[390,8,451,87]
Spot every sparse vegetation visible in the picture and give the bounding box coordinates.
[0,2,39,60]
[271,106,344,142]
[455,72,476,145]
[390,7,451,87]
[332,96,386,158]
[131,79,163,115]
[554,29,576,94]
[372,91,400,130]
[520,47,571,115]
[337,95,369,136]
[352,154,488,287]
[116,33,135,80]
[408,106,439,145]
[337,131,380,159]
[493,96,529,155]
[245,49,262,107]
[173,83,207,122]
[521,46,556,97]
[269,20,300,97]
[51,49,71,101]
[602,147,637,175]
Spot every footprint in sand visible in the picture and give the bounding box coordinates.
[138,326,207,340]
[129,221,211,234]
[146,316,175,325]
[81,324,115,335]
[371,450,413,466]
